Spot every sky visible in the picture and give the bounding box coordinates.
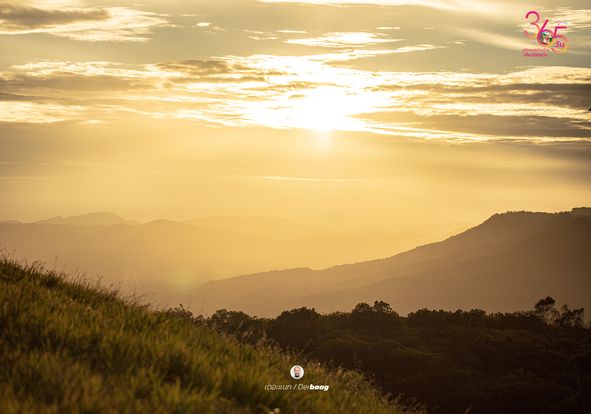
[0,0,590,230]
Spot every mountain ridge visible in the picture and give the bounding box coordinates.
[188,209,591,316]
[34,211,137,226]
[0,213,464,299]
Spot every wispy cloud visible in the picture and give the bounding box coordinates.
[286,32,402,48]
[390,44,443,53]
[259,0,526,17]
[0,2,108,27]
[0,3,169,42]
[455,27,533,51]
[0,101,83,123]
[244,29,280,41]
[259,0,448,6]
[543,8,591,30]
[277,29,308,34]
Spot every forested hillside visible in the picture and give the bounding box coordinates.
[206,299,591,413]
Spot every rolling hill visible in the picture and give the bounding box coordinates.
[0,258,406,414]
[189,209,591,316]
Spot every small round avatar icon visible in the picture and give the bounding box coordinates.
[539,30,553,46]
[290,365,304,380]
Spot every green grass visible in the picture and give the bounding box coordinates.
[0,258,408,414]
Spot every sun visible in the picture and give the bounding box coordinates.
[292,87,355,132]
[242,85,383,135]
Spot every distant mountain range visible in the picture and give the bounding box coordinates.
[0,212,464,296]
[35,212,138,226]
[186,208,591,316]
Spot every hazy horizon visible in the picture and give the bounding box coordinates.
[1,209,475,233]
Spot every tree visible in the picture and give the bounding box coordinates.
[352,302,372,314]
[350,301,399,329]
[372,300,394,314]
[534,297,559,324]
[268,307,321,350]
[555,305,585,328]
[209,309,254,335]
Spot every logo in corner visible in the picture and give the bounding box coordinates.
[523,10,569,57]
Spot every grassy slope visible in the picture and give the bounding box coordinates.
[0,259,404,414]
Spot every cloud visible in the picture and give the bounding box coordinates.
[0,3,169,42]
[420,82,591,110]
[1,56,589,142]
[258,0,527,17]
[277,29,307,34]
[0,92,46,102]
[0,2,108,28]
[286,32,402,48]
[2,61,166,91]
[244,29,280,41]
[544,8,591,30]
[0,101,83,123]
[389,44,443,53]
[454,27,532,51]
[155,59,273,84]
[156,60,235,76]
[308,48,405,62]
[259,0,449,6]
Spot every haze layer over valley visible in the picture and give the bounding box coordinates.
[0,211,465,303]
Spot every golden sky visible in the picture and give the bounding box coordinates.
[0,0,590,229]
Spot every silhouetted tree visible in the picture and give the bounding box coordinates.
[268,307,320,350]
[209,309,255,335]
[555,304,585,328]
[534,296,559,324]
[372,300,394,314]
